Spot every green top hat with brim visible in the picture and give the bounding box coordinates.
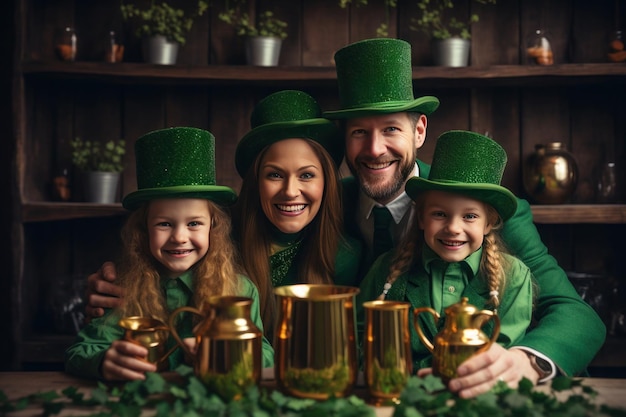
[323,38,440,119]
[235,90,343,178]
[405,130,518,221]
[122,127,237,210]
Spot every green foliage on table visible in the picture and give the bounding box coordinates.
[70,137,126,173]
[2,368,626,417]
[394,374,626,417]
[0,365,374,417]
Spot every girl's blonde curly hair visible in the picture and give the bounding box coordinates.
[114,199,242,325]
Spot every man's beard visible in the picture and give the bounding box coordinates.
[347,151,416,202]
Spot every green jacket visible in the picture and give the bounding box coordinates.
[65,273,274,379]
[357,247,534,371]
[342,159,606,376]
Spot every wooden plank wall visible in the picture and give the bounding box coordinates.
[16,0,626,348]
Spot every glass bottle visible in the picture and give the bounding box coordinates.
[597,162,620,203]
[608,30,626,62]
[105,30,124,63]
[55,26,77,61]
[526,29,553,66]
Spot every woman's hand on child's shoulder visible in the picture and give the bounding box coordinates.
[101,339,157,381]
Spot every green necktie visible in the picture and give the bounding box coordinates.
[372,206,394,259]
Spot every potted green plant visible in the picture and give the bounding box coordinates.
[217,0,288,66]
[120,1,208,65]
[410,0,496,67]
[71,137,126,204]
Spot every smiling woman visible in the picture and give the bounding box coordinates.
[231,90,363,341]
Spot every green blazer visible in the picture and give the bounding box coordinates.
[342,159,606,376]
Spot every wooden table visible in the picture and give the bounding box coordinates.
[1,371,625,416]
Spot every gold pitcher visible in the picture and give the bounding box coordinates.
[274,284,359,400]
[363,300,412,406]
[118,316,174,371]
[414,297,500,384]
[169,295,262,400]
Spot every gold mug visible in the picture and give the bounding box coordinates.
[118,316,174,371]
[363,300,412,405]
[274,284,359,400]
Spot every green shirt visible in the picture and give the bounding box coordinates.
[356,246,533,371]
[65,271,274,379]
[269,232,363,288]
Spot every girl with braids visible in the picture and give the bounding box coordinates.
[356,130,535,374]
[65,127,273,381]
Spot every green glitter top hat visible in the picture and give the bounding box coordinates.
[405,130,518,221]
[235,90,343,177]
[323,38,440,119]
[122,127,237,210]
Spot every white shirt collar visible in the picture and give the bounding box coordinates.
[364,163,419,224]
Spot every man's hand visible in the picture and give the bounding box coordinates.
[101,340,157,381]
[447,344,540,398]
[85,261,123,321]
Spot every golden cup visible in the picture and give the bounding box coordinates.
[363,300,412,405]
[274,284,359,400]
[118,316,171,371]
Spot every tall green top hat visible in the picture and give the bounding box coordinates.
[323,38,440,119]
[122,127,237,210]
[405,130,518,221]
[235,90,343,177]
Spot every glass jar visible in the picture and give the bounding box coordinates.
[597,161,620,203]
[526,29,553,66]
[55,26,77,61]
[608,30,626,62]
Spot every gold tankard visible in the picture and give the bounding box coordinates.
[362,300,412,405]
[274,284,359,400]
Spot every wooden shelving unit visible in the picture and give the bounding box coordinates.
[7,0,625,372]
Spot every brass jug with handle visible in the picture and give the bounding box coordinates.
[414,297,500,383]
[169,295,262,400]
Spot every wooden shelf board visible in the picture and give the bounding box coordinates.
[21,202,626,224]
[22,202,127,223]
[20,62,626,87]
[530,204,626,224]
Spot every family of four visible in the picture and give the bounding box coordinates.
[65,38,606,399]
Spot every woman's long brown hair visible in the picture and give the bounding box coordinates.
[232,138,344,339]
